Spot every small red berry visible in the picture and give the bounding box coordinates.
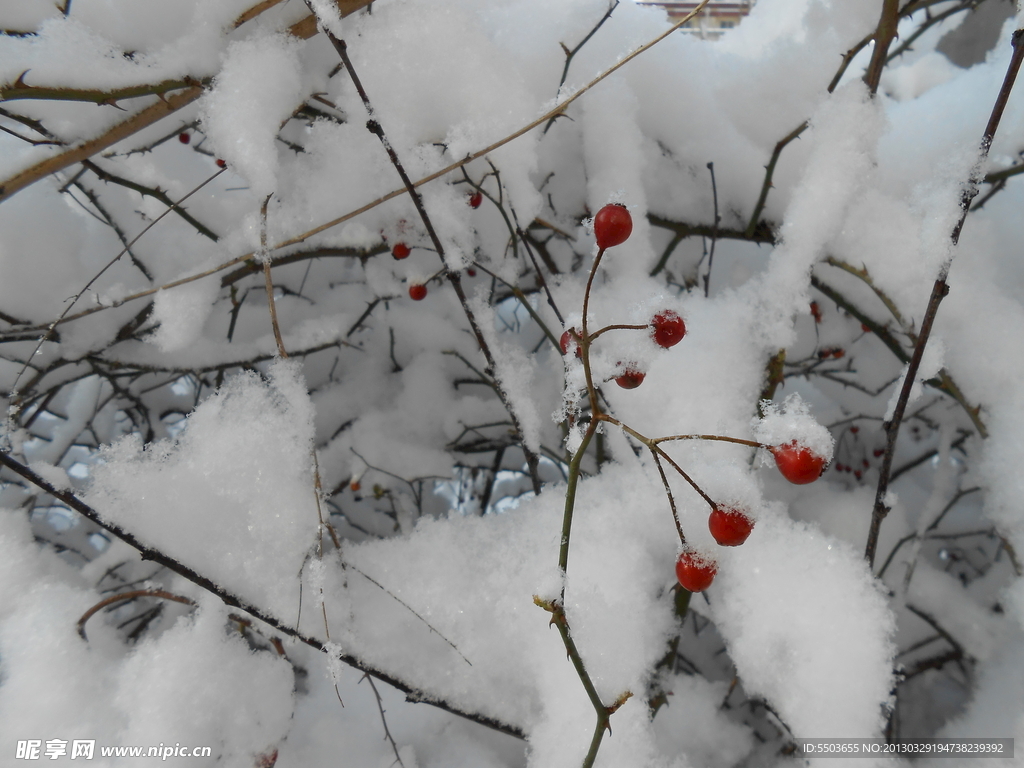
[392,243,411,260]
[832,348,846,359]
[408,283,427,301]
[810,301,822,323]
[468,191,483,209]
[771,441,827,485]
[593,203,633,249]
[178,132,191,144]
[559,329,583,358]
[650,310,686,348]
[862,459,870,469]
[675,550,717,593]
[873,448,885,457]
[850,426,859,434]
[854,470,862,480]
[614,365,645,389]
[216,158,227,168]
[350,480,361,492]
[861,323,871,333]
[466,268,476,277]
[708,506,755,547]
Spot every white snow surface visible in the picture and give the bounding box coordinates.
[1,0,1022,766]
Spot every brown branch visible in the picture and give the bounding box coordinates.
[311,5,545,496]
[78,589,196,640]
[745,121,808,238]
[0,0,373,205]
[0,76,204,104]
[864,0,900,95]
[0,449,525,739]
[82,159,219,241]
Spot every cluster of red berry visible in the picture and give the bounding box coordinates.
[560,204,831,596]
[559,205,686,388]
[388,191,484,301]
[675,441,827,592]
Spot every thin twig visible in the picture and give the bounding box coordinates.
[7,167,226,411]
[745,121,808,238]
[703,162,719,298]
[360,674,406,768]
[0,0,372,204]
[864,0,902,95]
[0,450,524,738]
[310,4,546,495]
[77,589,196,640]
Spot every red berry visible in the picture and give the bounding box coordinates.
[708,506,754,547]
[873,448,885,457]
[650,310,685,348]
[559,329,582,358]
[392,243,411,260]
[861,323,871,333]
[854,470,862,480]
[614,365,645,389]
[850,426,859,434]
[216,158,227,168]
[810,301,822,323]
[468,191,483,209]
[408,283,427,301]
[675,550,717,592]
[466,268,476,277]
[350,480,361,492]
[178,132,190,144]
[771,441,826,484]
[593,203,633,249]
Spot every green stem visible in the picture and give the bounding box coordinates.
[559,421,597,576]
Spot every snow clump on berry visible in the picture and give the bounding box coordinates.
[753,393,834,466]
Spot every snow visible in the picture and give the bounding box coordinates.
[1,0,1023,765]
[199,32,304,199]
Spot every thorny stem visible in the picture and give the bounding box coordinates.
[744,121,808,238]
[544,0,621,133]
[863,0,900,95]
[311,8,544,495]
[360,674,406,768]
[865,28,1024,567]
